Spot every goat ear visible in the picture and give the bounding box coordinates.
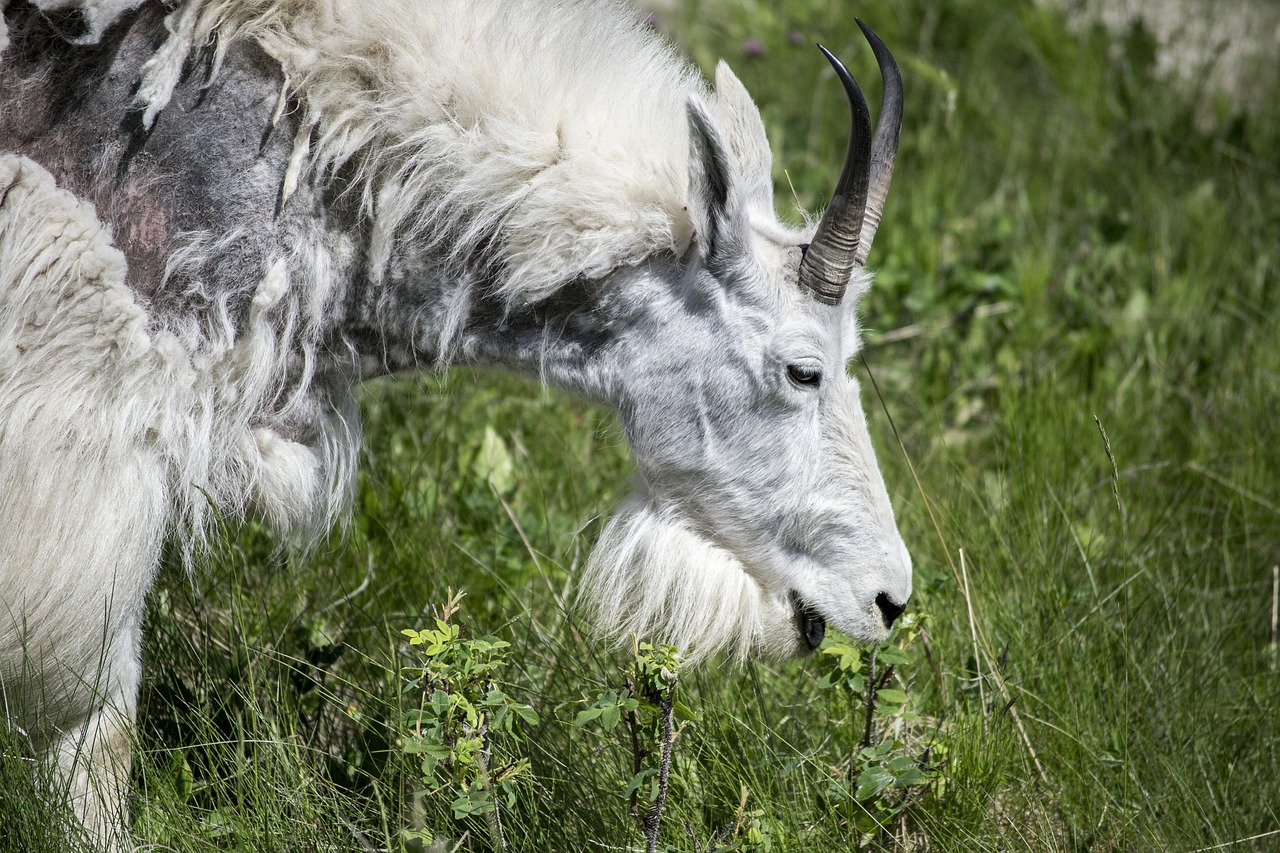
[685,94,744,266]
[712,62,773,214]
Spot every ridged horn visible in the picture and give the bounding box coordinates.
[854,19,902,267]
[797,22,902,304]
[797,44,871,305]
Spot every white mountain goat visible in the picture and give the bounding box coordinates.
[0,0,911,845]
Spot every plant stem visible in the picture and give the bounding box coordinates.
[626,676,646,832]
[645,691,677,853]
[477,743,507,851]
[861,647,878,749]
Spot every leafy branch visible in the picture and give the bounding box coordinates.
[399,589,538,849]
[574,639,688,853]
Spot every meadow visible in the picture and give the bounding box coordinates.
[3,0,1278,849]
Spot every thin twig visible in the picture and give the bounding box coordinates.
[476,740,507,851]
[684,818,702,852]
[1271,565,1278,672]
[1188,461,1280,516]
[959,550,987,721]
[866,301,1013,346]
[1066,568,1150,638]
[1189,827,1280,852]
[322,550,374,613]
[626,674,646,833]
[497,491,543,574]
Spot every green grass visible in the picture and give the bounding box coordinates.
[7,0,1280,849]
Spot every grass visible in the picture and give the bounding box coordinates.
[5,0,1279,849]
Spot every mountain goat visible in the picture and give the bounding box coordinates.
[0,0,911,845]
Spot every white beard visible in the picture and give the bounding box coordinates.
[580,492,800,662]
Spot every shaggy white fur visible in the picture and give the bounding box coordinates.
[0,152,356,845]
[28,0,145,43]
[584,494,793,662]
[0,153,160,846]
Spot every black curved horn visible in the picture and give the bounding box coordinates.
[797,23,902,303]
[854,19,902,267]
[797,44,871,305]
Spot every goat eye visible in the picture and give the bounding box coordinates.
[787,363,823,388]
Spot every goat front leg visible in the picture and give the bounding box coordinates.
[42,611,145,852]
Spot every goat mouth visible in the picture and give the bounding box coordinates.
[790,591,826,651]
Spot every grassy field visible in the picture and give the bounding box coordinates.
[5,0,1279,850]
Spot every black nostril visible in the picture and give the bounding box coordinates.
[875,592,905,630]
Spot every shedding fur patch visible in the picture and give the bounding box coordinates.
[238,427,322,532]
[0,155,355,556]
[28,0,147,44]
[135,0,203,129]
[165,0,703,305]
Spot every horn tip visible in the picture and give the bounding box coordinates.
[856,19,895,61]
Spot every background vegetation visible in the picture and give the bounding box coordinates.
[5,0,1278,849]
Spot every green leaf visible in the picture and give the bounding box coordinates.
[474,425,516,495]
[822,641,862,672]
[600,703,621,731]
[673,699,699,721]
[862,740,895,760]
[876,646,911,666]
[855,767,895,801]
[452,790,494,819]
[894,767,932,787]
[876,688,909,706]
[166,751,194,803]
[404,737,452,761]
[625,768,658,799]
[573,707,604,726]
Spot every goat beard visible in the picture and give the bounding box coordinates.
[579,493,799,662]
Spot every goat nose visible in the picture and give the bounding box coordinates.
[875,592,906,630]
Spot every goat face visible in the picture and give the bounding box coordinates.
[581,30,911,660]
